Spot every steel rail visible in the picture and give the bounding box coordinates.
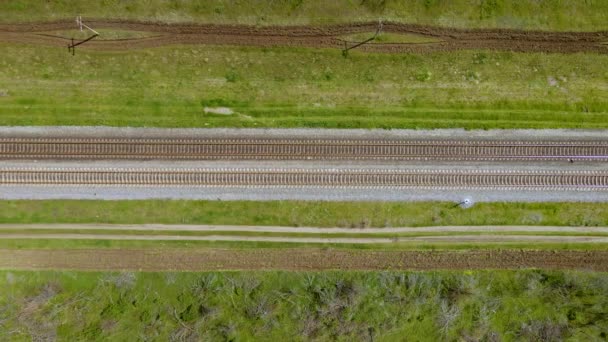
[1,168,606,190]
[1,138,608,161]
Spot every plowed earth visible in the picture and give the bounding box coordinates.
[2,248,607,271]
[1,20,607,53]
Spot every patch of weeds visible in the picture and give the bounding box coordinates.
[244,295,274,321]
[437,300,461,336]
[479,0,502,20]
[289,0,304,11]
[521,212,544,225]
[15,98,37,105]
[190,273,220,296]
[225,70,239,82]
[300,275,360,338]
[323,67,334,81]
[101,272,137,289]
[423,0,440,10]
[415,70,432,82]
[361,70,375,82]
[517,320,569,341]
[473,52,488,64]
[18,282,62,341]
[356,218,371,228]
[465,70,481,83]
[360,0,387,12]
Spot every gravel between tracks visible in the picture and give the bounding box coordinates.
[2,185,608,202]
[2,126,608,141]
[2,128,607,201]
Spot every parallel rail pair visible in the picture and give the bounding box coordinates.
[1,168,606,190]
[1,138,608,161]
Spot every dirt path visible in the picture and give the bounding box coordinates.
[1,20,606,53]
[1,223,607,234]
[1,248,606,271]
[2,233,608,244]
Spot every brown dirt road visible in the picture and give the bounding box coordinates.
[1,248,607,271]
[1,20,607,53]
[2,224,608,233]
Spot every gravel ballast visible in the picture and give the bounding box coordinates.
[2,127,607,201]
[1,126,608,141]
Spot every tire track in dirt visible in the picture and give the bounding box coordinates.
[1,19,607,53]
[1,248,607,271]
[2,233,608,244]
[2,224,607,234]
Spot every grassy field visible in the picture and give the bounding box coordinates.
[1,200,608,228]
[2,0,608,31]
[341,32,442,44]
[2,270,607,340]
[1,44,607,129]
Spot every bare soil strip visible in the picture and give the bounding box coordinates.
[2,233,608,244]
[1,248,607,271]
[1,20,607,53]
[1,224,607,234]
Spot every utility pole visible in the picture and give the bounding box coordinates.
[342,20,383,57]
[68,16,99,55]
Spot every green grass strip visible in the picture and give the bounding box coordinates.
[1,229,608,238]
[1,44,607,129]
[1,200,607,228]
[3,0,608,31]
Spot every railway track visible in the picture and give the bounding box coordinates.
[1,138,608,161]
[1,168,606,190]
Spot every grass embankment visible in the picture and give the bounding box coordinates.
[1,44,607,129]
[2,0,608,31]
[1,200,607,227]
[2,270,607,340]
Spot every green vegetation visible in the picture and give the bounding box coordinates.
[2,2,607,337]
[1,200,607,227]
[2,270,607,340]
[2,0,608,31]
[49,29,156,40]
[1,44,607,129]
[342,32,442,44]
[2,228,608,239]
